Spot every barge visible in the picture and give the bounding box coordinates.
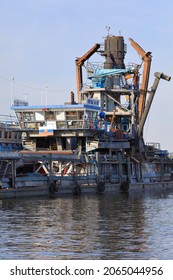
[0,33,172,198]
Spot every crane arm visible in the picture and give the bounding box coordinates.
[129,38,152,120]
[129,38,147,57]
[75,43,100,103]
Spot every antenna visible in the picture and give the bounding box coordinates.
[22,93,30,101]
[10,76,14,106]
[106,26,110,36]
[45,80,48,106]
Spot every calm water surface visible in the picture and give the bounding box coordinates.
[1,189,173,259]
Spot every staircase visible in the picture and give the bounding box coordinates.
[0,161,11,178]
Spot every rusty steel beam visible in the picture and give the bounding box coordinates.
[129,38,152,121]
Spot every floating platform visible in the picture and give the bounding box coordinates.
[0,186,49,199]
[0,34,172,199]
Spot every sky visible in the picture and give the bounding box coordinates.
[0,0,173,151]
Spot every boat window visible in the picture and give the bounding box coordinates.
[66,111,77,120]
[78,111,84,120]
[85,110,97,121]
[4,131,7,138]
[35,111,45,121]
[45,111,55,120]
[8,131,11,139]
[56,121,66,129]
[56,111,65,121]
[17,132,21,140]
[27,123,36,129]
[23,112,35,121]
[16,112,23,121]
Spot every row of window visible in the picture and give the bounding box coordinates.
[16,110,98,122]
[0,130,21,140]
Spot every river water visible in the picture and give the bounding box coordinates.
[1,189,173,260]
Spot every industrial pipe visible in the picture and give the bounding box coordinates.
[138,72,171,136]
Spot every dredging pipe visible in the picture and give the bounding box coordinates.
[138,72,171,136]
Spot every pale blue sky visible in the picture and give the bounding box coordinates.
[0,0,173,151]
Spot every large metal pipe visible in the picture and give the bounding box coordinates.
[138,72,171,136]
[102,36,126,69]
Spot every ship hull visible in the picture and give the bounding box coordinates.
[1,176,173,199]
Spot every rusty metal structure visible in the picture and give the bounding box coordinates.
[128,38,152,121]
[76,43,100,103]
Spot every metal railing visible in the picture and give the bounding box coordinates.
[0,114,19,130]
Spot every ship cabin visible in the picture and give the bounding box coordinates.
[11,92,132,153]
[0,114,22,151]
[11,98,106,151]
[12,98,100,132]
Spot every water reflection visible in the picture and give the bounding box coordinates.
[1,189,173,259]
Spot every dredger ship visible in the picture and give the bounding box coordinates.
[0,33,172,197]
